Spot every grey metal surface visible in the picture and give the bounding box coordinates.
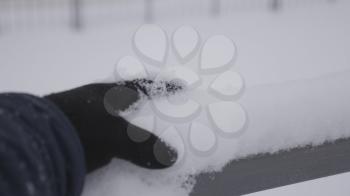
[191,138,350,196]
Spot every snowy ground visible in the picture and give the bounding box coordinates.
[1,1,350,196]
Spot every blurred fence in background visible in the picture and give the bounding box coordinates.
[0,0,339,33]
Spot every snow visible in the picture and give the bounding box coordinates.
[1,1,350,196]
[156,66,201,88]
[151,97,202,122]
[172,26,201,62]
[115,56,148,80]
[207,101,247,135]
[82,159,191,196]
[236,70,350,159]
[133,24,168,65]
[209,70,243,99]
[189,122,217,153]
[200,35,237,73]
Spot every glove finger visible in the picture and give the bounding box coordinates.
[104,85,140,115]
[104,79,184,115]
[120,121,178,169]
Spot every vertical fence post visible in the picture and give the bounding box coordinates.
[70,0,83,31]
[210,0,221,17]
[0,11,2,34]
[144,0,154,23]
[0,0,6,34]
[269,0,282,12]
[0,3,2,34]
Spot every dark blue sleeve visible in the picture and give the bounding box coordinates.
[0,93,86,196]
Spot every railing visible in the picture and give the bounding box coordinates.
[0,0,339,33]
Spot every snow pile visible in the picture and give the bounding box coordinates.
[83,4,350,196]
[85,68,350,196]
[83,159,192,196]
[86,19,350,196]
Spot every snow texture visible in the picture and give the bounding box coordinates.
[1,2,350,196]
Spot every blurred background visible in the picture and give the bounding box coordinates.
[0,0,349,95]
[0,0,341,31]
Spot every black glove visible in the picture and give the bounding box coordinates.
[45,79,182,172]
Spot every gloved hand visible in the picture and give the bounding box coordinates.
[45,79,183,172]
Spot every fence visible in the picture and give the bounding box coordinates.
[0,0,339,33]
